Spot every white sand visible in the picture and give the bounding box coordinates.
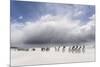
[11,46,95,66]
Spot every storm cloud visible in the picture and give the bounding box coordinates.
[11,14,95,47]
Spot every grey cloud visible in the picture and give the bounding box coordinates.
[11,15,95,47]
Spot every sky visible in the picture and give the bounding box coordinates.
[10,1,95,47]
[11,1,95,23]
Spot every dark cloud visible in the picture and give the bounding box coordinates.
[11,14,95,47]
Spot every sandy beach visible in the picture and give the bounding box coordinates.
[11,45,95,66]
